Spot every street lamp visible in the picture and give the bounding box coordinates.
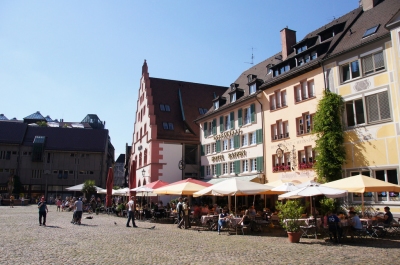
[142,169,145,177]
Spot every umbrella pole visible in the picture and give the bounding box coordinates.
[235,195,237,216]
[362,193,365,217]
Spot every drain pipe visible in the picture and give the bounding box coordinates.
[255,92,266,208]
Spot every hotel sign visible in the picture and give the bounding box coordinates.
[213,129,243,141]
[211,150,247,162]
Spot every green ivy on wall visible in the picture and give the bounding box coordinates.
[313,91,346,183]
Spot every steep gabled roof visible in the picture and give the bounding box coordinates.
[22,126,109,152]
[0,122,27,145]
[149,77,227,142]
[327,0,400,58]
[23,111,46,121]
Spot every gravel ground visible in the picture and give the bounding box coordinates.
[1,205,399,265]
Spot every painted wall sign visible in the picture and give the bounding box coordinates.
[211,155,225,163]
[213,129,243,141]
[227,150,247,160]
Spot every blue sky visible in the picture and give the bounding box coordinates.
[1,0,358,157]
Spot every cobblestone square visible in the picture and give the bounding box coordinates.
[1,205,399,265]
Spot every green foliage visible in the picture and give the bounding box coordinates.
[113,186,120,190]
[82,180,97,199]
[36,121,48,127]
[276,200,305,232]
[319,198,336,216]
[313,91,346,182]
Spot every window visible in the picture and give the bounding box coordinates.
[297,113,313,135]
[168,123,174,130]
[297,146,315,169]
[223,139,229,151]
[363,25,379,38]
[223,163,228,174]
[225,116,230,131]
[345,91,390,127]
[214,101,219,110]
[242,160,248,172]
[272,120,289,140]
[376,169,399,201]
[296,44,307,54]
[212,165,217,176]
[294,81,315,102]
[341,60,360,83]
[162,122,168,129]
[229,138,234,150]
[362,51,385,75]
[160,104,165,111]
[212,143,216,153]
[230,162,235,174]
[241,134,248,147]
[250,159,257,171]
[199,108,204,115]
[249,83,256,94]
[345,99,365,126]
[270,90,287,110]
[203,108,208,114]
[206,166,211,176]
[206,145,211,154]
[144,149,147,165]
[230,93,236,103]
[244,107,251,124]
[249,132,256,145]
[165,105,170,111]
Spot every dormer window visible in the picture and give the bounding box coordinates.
[214,101,219,110]
[230,93,236,103]
[249,83,256,94]
[296,44,307,54]
[247,74,256,83]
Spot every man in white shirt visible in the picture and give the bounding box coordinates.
[126,196,138,228]
[74,197,83,225]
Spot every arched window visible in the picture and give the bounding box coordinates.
[144,149,148,165]
[139,153,142,167]
[143,179,147,185]
[138,179,141,187]
[144,123,147,133]
[140,128,142,138]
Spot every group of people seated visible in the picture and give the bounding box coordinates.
[325,206,394,242]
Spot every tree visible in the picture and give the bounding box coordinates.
[82,180,97,200]
[36,121,47,127]
[313,91,346,183]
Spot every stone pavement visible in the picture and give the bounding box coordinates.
[1,205,399,265]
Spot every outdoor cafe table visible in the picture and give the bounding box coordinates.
[284,218,322,227]
[201,215,218,225]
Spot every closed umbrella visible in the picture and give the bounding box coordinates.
[106,167,114,207]
[322,174,400,215]
[129,161,137,198]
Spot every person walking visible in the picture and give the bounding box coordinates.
[126,196,138,227]
[74,197,83,225]
[178,198,189,229]
[176,197,183,228]
[38,196,48,226]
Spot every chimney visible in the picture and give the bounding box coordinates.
[361,0,380,11]
[280,28,296,61]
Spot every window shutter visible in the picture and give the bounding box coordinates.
[220,116,224,132]
[234,160,240,174]
[256,129,263,144]
[216,140,221,153]
[204,122,208,137]
[238,109,242,127]
[234,135,240,149]
[257,157,264,172]
[201,145,205,156]
[363,55,374,75]
[374,52,384,70]
[250,104,255,123]
[378,91,390,120]
[200,166,204,178]
[212,119,216,135]
[230,112,235,129]
[216,164,221,176]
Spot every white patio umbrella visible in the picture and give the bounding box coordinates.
[113,187,131,196]
[193,178,274,213]
[278,183,347,215]
[265,182,300,195]
[296,180,320,188]
[66,183,103,191]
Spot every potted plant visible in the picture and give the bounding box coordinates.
[276,200,305,243]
